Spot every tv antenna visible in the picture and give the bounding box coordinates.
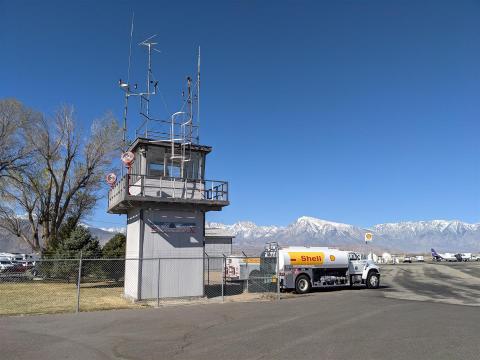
[118,33,159,150]
[117,19,203,180]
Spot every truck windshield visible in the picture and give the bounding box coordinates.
[349,253,359,260]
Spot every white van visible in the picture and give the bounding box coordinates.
[0,259,15,272]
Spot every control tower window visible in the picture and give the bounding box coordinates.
[169,161,181,178]
[183,153,201,179]
[149,162,164,177]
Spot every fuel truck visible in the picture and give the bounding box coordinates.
[225,256,260,281]
[249,242,381,294]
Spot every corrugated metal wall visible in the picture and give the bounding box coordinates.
[205,238,232,270]
[124,210,236,300]
[205,238,232,256]
[124,209,141,299]
[142,209,204,299]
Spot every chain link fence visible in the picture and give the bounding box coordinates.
[0,255,279,316]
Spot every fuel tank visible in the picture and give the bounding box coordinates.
[278,246,349,270]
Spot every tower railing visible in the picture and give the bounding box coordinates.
[135,118,200,145]
[108,174,228,210]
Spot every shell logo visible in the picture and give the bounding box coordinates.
[288,252,324,265]
[329,255,336,261]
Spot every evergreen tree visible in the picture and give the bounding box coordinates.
[102,233,126,258]
[102,233,126,282]
[44,216,79,255]
[55,226,102,259]
[50,226,102,282]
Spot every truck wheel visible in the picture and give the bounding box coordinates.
[366,272,380,289]
[295,274,311,294]
[349,275,354,287]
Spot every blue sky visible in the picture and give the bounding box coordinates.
[1,1,480,228]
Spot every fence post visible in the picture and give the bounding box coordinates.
[276,248,280,301]
[242,252,248,294]
[76,251,83,313]
[206,253,210,285]
[221,255,225,302]
[157,258,161,308]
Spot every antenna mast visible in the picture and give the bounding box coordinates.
[122,12,135,151]
[120,34,202,159]
[197,46,201,142]
[139,35,159,137]
[119,34,159,143]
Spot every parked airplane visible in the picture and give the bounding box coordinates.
[431,249,458,262]
[458,253,472,261]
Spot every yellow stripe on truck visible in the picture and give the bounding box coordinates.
[240,258,260,264]
[288,252,325,265]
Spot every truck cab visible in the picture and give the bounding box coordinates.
[348,252,380,288]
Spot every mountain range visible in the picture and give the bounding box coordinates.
[2,216,480,254]
[208,216,480,254]
[0,225,121,254]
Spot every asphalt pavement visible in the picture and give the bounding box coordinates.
[1,262,480,360]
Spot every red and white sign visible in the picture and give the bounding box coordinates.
[105,173,117,186]
[121,151,135,166]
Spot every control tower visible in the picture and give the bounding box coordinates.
[107,39,229,300]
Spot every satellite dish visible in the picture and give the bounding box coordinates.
[106,173,117,185]
[121,152,135,166]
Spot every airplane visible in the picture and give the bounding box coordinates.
[431,248,458,262]
[458,253,472,262]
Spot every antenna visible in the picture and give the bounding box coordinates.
[139,35,160,136]
[197,46,201,142]
[187,76,192,140]
[127,12,135,84]
[122,12,135,152]
[119,34,159,142]
[120,35,201,152]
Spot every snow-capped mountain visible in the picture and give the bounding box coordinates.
[2,216,479,254]
[87,227,125,244]
[208,221,281,248]
[284,217,364,243]
[208,217,480,253]
[371,220,480,252]
[99,227,126,234]
[77,223,125,244]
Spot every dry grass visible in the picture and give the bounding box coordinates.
[0,281,148,316]
[0,276,279,316]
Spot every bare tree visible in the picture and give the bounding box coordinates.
[0,102,121,251]
[0,99,31,176]
[0,168,40,249]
